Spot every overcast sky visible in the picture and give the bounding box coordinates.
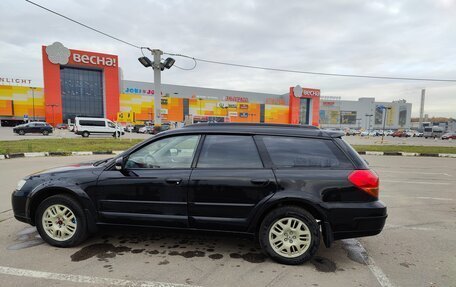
[1,0,455,117]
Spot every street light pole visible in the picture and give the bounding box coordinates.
[365,114,373,132]
[152,49,163,128]
[31,87,36,121]
[380,107,391,144]
[138,49,175,130]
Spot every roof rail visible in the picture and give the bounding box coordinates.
[184,122,319,129]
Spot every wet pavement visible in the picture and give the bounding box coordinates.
[0,155,455,286]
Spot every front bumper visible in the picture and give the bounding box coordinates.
[323,200,387,241]
[11,190,32,224]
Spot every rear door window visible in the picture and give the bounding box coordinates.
[260,136,353,169]
[197,135,263,168]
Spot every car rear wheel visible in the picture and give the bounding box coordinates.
[82,131,89,137]
[18,130,25,135]
[35,195,88,247]
[259,206,320,265]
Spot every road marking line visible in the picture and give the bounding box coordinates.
[342,239,395,287]
[381,195,455,202]
[377,170,452,177]
[385,224,436,231]
[0,266,200,287]
[416,196,454,201]
[381,180,451,185]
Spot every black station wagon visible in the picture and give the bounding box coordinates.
[12,123,387,265]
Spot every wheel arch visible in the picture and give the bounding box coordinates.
[27,186,98,232]
[250,198,326,233]
[249,197,333,246]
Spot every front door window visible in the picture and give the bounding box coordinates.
[126,135,200,169]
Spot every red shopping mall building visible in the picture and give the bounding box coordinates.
[1,42,321,126]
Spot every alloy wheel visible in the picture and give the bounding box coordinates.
[41,204,77,241]
[268,217,311,258]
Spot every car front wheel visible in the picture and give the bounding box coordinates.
[259,206,320,265]
[35,195,88,247]
[42,130,49,136]
[82,131,89,137]
[18,130,25,135]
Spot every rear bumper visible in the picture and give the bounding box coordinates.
[323,200,387,241]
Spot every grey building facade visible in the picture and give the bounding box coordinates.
[320,97,412,130]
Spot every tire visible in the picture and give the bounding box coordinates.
[42,130,49,136]
[35,194,88,247]
[259,206,320,265]
[82,131,89,138]
[18,130,25,135]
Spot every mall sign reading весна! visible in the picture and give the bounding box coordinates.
[45,42,117,67]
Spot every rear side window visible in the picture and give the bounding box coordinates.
[260,136,353,169]
[197,135,263,168]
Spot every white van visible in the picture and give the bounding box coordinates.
[74,117,124,138]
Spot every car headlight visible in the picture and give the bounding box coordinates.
[16,179,27,191]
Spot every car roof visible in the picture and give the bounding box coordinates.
[161,123,343,138]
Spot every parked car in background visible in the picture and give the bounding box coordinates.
[74,117,124,138]
[55,123,68,130]
[392,130,409,137]
[441,132,456,140]
[345,129,359,136]
[132,124,145,133]
[123,124,134,133]
[13,122,53,136]
[360,130,370,137]
[11,123,386,265]
[138,126,152,134]
[424,126,445,139]
[384,130,395,136]
[152,123,170,134]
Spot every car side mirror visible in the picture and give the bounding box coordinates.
[115,157,125,171]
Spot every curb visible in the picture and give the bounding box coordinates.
[0,150,118,160]
[358,152,456,158]
[0,150,455,160]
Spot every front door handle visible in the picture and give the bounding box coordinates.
[250,178,270,185]
[165,178,183,185]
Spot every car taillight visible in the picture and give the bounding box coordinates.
[348,170,379,198]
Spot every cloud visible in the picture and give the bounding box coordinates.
[0,0,455,117]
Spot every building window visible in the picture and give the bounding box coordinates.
[60,67,103,122]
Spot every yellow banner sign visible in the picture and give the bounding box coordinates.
[117,112,134,122]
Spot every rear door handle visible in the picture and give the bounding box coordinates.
[165,178,183,185]
[250,178,270,185]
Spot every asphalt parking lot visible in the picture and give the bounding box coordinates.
[1,126,455,147]
[344,135,456,147]
[0,155,455,287]
[0,127,151,141]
